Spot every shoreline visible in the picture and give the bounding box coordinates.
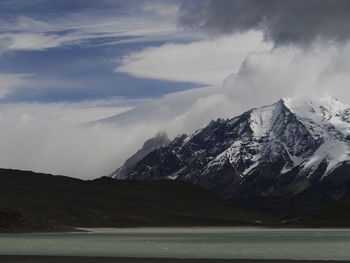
[2,225,350,235]
[0,256,346,263]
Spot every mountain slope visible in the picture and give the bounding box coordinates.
[111,95,350,201]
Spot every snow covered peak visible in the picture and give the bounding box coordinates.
[283,94,350,138]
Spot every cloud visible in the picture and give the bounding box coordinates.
[0,2,193,53]
[0,86,232,179]
[97,86,218,130]
[219,43,350,114]
[142,1,180,19]
[115,31,271,85]
[0,18,179,52]
[5,42,350,179]
[4,1,350,181]
[0,33,79,51]
[0,73,32,98]
[1,99,133,123]
[0,99,139,179]
[178,0,350,47]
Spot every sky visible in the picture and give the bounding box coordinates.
[2,0,350,179]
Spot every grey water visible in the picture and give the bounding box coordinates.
[0,227,350,260]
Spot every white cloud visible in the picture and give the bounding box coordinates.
[115,32,271,85]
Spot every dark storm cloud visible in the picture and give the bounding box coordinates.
[178,0,350,46]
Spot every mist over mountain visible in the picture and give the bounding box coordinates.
[111,132,170,179]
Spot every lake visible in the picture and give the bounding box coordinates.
[0,227,349,260]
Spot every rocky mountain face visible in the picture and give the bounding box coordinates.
[111,95,350,201]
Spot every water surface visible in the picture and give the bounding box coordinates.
[0,227,349,260]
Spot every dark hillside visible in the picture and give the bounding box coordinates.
[0,168,272,232]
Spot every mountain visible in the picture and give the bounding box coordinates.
[111,95,350,201]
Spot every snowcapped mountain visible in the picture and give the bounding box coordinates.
[111,95,350,200]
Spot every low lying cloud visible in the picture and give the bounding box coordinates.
[0,86,234,179]
[0,99,137,179]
